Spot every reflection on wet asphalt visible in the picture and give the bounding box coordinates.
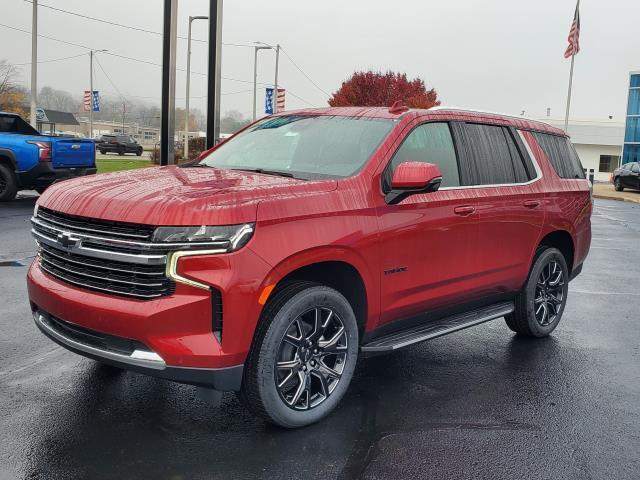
[1,198,639,479]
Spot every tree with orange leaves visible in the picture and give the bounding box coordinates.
[328,70,440,109]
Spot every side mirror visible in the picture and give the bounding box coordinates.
[385,161,443,205]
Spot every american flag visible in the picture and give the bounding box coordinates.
[276,88,285,113]
[83,90,100,112]
[564,1,580,59]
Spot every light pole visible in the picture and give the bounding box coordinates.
[252,45,271,121]
[273,44,280,113]
[30,0,37,128]
[185,15,208,159]
[253,42,281,118]
[88,49,107,140]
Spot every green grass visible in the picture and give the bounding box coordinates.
[96,159,152,174]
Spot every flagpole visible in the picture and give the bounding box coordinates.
[564,0,580,133]
[564,53,575,132]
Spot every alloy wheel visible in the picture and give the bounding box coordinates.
[274,307,348,410]
[534,260,564,326]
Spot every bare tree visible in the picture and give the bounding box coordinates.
[0,60,28,117]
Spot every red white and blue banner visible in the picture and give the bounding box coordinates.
[83,90,100,112]
[265,88,285,115]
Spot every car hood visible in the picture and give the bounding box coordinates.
[38,166,337,225]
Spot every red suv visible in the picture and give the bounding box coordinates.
[27,106,592,427]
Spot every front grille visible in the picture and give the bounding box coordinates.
[39,243,175,299]
[37,207,154,241]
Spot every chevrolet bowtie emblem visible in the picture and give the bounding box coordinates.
[56,232,80,249]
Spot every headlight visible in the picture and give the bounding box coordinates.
[152,223,254,251]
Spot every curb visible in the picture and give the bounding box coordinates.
[593,193,640,204]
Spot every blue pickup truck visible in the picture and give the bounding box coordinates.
[0,111,96,202]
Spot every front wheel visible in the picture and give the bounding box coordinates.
[505,247,569,337]
[136,148,143,156]
[239,282,359,428]
[614,177,624,191]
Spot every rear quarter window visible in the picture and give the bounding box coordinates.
[533,132,585,179]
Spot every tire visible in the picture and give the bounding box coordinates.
[118,148,125,156]
[505,247,569,337]
[0,163,18,202]
[239,281,359,428]
[99,149,107,155]
[614,177,624,191]
[136,149,143,157]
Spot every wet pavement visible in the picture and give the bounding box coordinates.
[1,195,639,480]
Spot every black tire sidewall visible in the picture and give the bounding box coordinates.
[523,248,569,337]
[0,163,17,202]
[254,286,358,428]
[615,178,623,191]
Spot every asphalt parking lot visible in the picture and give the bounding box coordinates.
[1,195,639,480]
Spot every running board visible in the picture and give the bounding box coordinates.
[360,301,514,356]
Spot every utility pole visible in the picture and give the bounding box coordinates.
[89,50,94,139]
[185,15,208,159]
[160,0,178,165]
[273,44,280,113]
[30,0,37,127]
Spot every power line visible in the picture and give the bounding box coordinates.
[280,47,331,99]
[20,0,253,48]
[94,55,126,103]
[0,22,316,107]
[6,52,87,67]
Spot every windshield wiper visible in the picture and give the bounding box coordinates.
[231,168,297,178]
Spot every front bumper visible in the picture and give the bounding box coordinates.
[27,257,253,390]
[17,162,97,189]
[32,308,243,389]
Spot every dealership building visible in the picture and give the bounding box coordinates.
[622,71,640,165]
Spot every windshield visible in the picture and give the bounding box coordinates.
[199,115,394,179]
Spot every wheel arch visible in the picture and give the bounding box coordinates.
[0,149,17,170]
[538,230,575,273]
[257,246,376,341]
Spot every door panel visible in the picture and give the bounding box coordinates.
[376,190,479,325]
[475,186,545,294]
[375,121,481,326]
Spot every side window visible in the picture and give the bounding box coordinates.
[388,122,460,188]
[453,123,528,185]
[533,132,585,179]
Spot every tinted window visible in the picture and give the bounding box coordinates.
[200,115,394,179]
[533,132,585,179]
[0,115,39,135]
[388,123,460,188]
[453,123,532,185]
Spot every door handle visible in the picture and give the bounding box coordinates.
[523,200,541,208]
[454,205,476,216]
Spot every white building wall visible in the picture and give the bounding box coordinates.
[573,143,623,182]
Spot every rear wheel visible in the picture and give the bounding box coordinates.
[118,148,125,156]
[614,177,624,191]
[99,149,107,155]
[0,163,18,202]
[136,148,143,157]
[505,247,569,337]
[239,282,359,428]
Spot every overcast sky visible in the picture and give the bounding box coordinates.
[1,0,638,121]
